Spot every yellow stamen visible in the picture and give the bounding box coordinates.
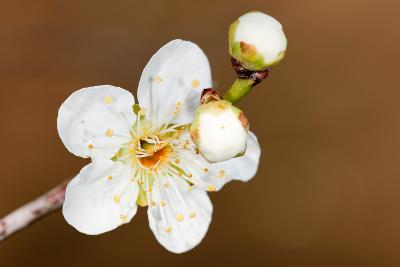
[207,185,216,192]
[104,95,113,104]
[105,128,114,137]
[191,79,200,88]
[176,214,184,222]
[154,76,163,84]
[113,194,121,204]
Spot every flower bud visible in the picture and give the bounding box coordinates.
[190,100,249,163]
[229,11,287,71]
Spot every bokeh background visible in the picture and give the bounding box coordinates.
[1,0,399,266]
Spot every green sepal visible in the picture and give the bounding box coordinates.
[132,104,141,115]
[136,187,148,207]
[231,41,267,71]
[136,174,155,207]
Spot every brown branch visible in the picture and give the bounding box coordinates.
[0,180,69,241]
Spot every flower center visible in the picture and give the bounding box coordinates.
[113,122,189,175]
[138,142,173,169]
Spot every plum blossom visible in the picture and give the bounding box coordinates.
[57,39,260,253]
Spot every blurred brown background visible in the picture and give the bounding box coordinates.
[1,0,399,266]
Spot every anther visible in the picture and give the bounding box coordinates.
[176,214,184,222]
[154,76,163,84]
[113,194,121,204]
[207,185,216,192]
[105,128,114,137]
[104,95,113,104]
[191,79,200,88]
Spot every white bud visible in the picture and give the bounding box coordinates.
[190,100,249,163]
[229,11,287,70]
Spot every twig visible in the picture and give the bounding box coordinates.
[0,180,69,241]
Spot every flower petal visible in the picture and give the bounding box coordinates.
[57,85,136,159]
[137,39,212,126]
[170,132,260,192]
[209,131,261,183]
[147,176,212,254]
[169,133,228,192]
[63,159,139,235]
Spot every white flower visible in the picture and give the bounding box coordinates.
[229,11,287,70]
[57,39,261,253]
[190,100,249,163]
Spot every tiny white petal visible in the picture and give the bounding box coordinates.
[137,39,212,126]
[57,85,135,159]
[63,159,139,235]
